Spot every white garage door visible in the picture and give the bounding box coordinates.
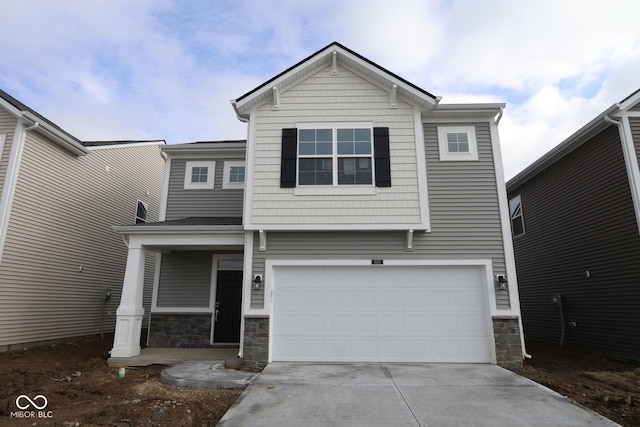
[272,265,492,363]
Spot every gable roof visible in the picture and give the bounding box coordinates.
[506,89,640,192]
[231,42,439,119]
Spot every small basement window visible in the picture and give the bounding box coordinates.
[437,126,478,161]
[509,195,524,237]
[184,161,216,189]
[135,200,148,224]
[223,161,246,189]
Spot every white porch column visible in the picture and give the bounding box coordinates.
[111,241,146,358]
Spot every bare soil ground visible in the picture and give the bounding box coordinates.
[513,341,640,427]
[1,337,638,426]
[0,336,242,426]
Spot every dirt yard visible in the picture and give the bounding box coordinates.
[0,336,242,426]
[513,341,639,427]
[0,336,638,426]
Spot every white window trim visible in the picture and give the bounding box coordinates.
[437,126,478,161]
[135,200,148,224]
[222,161,246,189]
[184,161,216,189]
[295,122,375,189]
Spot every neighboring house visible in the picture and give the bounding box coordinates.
[0,89,165,351]
[110,42,524,368]
[506,89,640,359]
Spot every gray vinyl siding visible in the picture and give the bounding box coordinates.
[249,121,508,309]
[0,109,17,194]
[165,157,244,220]
[0,134,164,349]
[509,125,640,358]
[156,251,213,308]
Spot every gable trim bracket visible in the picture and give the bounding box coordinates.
[390,84,397,109]
[272,87,280,110]
[331,50,338,75]
[405,229,414,252]
[259,230,267,251]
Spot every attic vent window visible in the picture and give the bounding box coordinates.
[437,126,478,161]
[184,161,216,189]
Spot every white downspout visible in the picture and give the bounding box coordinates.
[604,114,640,236]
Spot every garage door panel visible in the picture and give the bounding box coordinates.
[272,265,491,363]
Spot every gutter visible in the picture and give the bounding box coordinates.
[22,111,89,156]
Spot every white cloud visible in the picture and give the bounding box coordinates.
[0,0,639,178]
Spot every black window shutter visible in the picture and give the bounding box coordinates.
[280,128,298,188]
[374,127,391,187]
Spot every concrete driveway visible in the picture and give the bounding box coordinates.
[218,363,619,426]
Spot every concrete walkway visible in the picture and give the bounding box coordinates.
[218,363,620,427]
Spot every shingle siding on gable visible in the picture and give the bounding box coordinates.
[509,125,640,358]
[249,65,422,226]
[0,135,164,348]
[0,109,17,194]
[165,157,244,220]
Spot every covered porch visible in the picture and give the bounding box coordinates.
[110,218,248,360]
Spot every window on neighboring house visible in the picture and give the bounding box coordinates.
[437,126,478,161]
[184,161,216,189]
[223,161,246,189]
[509,195,524,237]
[280,125,391,190]
[135,200,148,224]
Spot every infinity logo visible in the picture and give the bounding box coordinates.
[16,395,48,410]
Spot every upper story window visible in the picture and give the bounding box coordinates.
[135,200,148,224]
[280,124,391,194]
[509,195,525,237]
[184,161,216,189]
[437,126,478,161]
[223,161,246,189]
[298,127,373,186]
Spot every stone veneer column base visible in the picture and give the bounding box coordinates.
[492,315,524,370]
[148,314,212,348]
[243,316,269,368]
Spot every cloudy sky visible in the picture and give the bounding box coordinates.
[1,0,639,179]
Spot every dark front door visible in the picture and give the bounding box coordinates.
[214,270,243,343]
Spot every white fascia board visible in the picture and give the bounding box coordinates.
[0,97,24,117]
[86,140,166,151]
[243,223,430,231]
[22,111,88,156]
[127,232,245,248]
[618,90,640,111]
[162,142,246,157]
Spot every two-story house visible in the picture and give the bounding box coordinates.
[0,89,165,351]
[110,42,524,368]
[506,89,640,359]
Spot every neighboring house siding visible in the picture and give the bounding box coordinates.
[250,65,422,225]
[630,117,640,166]
[0,109,17,196]
[165,157,244,220]
[156,251,213,308]
[510,126,640,358]
[0,135,164,348]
